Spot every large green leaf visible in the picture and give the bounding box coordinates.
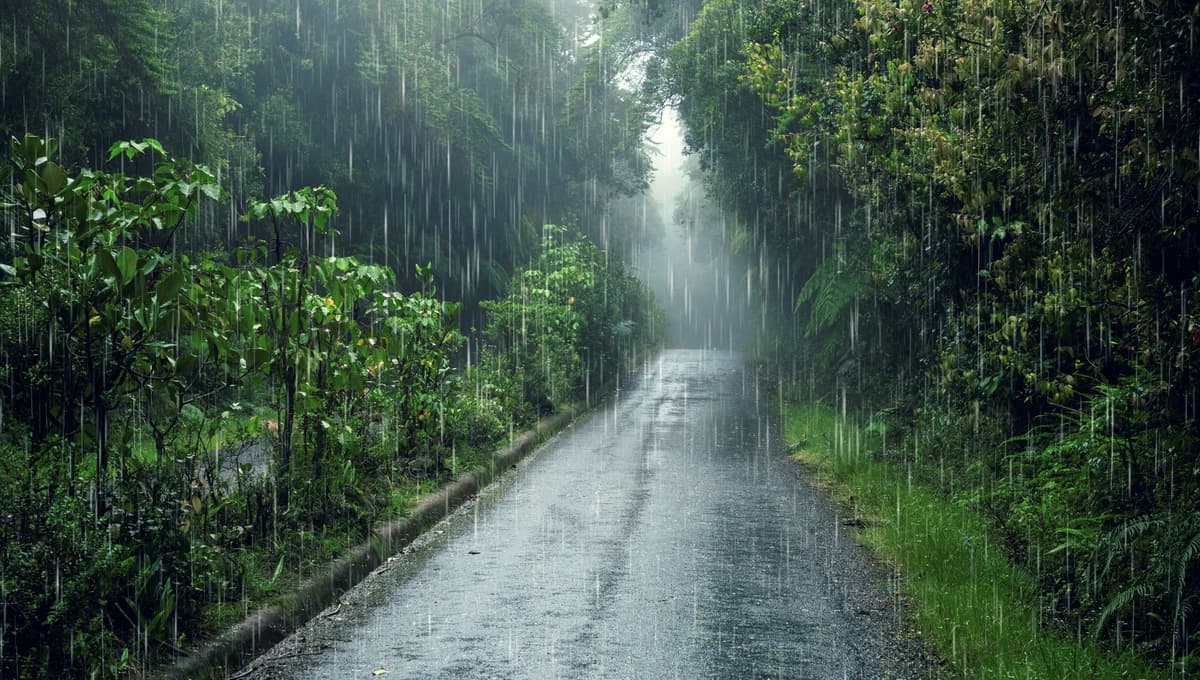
[116,247,138,285]
[40,161,66,195]
[156,270,185,303]
[97,249,121,280]
[199,182,220,200]
[241,346,271,370]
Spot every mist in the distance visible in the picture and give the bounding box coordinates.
[635,108,752,350]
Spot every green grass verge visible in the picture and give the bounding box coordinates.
[783,401,1163,679]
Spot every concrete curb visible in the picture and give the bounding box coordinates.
[163,403,584,679]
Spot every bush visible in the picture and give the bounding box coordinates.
[481,225,662,412]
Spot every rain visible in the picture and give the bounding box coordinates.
[0,0,1196,678]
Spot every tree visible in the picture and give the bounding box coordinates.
[1,135,221,516]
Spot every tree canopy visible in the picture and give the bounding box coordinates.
[667,0,1199,669]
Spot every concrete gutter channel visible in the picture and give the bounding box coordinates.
[161,401,590,679]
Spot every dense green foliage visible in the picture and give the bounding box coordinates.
[786,402,1162,677]
[666,0,1199,671]
[0,0,659,300]
[5,0,1195,673]
[482,224,663,413]
[0,135,660,677]
[0,0,672,674]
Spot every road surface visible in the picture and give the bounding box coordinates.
[240,350,933,679]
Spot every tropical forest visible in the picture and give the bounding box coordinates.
[0,0,1196,677]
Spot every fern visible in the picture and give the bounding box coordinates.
[795,256,866,335]
[1091,515,1200,657]
[1094,581,1158,639]
[1099,516,1163,577]
[1172,527,1200,654]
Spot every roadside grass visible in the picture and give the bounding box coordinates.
[200,521,373,632]
[783,401,1163,679]
[387,477,441,517]
[195,438,501,637]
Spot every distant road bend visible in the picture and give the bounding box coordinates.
[242,349,931,679]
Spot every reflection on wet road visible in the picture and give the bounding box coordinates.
[268,350,906,678]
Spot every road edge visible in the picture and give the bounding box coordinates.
[162,403,586,679]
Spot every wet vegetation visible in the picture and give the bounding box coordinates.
[665,0,1199,674]
[0,0,662,675]
[2,0,1196,675]
[787,402,1166,676]
[0,134,659,676]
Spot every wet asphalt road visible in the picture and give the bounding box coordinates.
[243,350,930,679]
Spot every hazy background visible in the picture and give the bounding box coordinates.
[635,108,753,350]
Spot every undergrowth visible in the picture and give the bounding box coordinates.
[784,401,1165,679]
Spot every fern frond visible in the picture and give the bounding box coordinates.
[1099,516,1163,577]
[1173,527,1200,631]
[795,257,866,335]
[1093,581,1157,639]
